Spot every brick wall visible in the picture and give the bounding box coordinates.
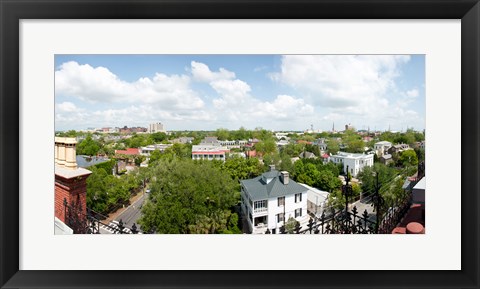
[54,174,89,223]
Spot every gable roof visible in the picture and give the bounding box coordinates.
[241,170,308,201]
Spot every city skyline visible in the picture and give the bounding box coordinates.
[55,54,425,132]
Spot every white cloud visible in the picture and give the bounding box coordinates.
[271,55,424,131]
[56,101,79,113]
[55,61,204,110]
[190,61,235,82]
[406,89,419,98]
[274,55,410,108]
[257,95,314,120]
[191,62,315,128]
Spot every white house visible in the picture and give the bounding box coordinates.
[374,141,392,157]
[240,166,308,234]
[329,151,374,177]
[140,144,172,156]
[191,145,230,162]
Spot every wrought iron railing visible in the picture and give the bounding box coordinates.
[63,198,143,234]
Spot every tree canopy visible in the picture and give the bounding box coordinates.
[138,159,240,234]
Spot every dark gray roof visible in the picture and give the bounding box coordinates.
[240,170,308,201]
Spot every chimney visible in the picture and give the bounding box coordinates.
[55,137,66,166]
[54,136,91,232]
[281,171,289,185]
[269,164,276,171]
[64,137,77,169]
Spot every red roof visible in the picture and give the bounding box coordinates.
[322,153,330,158]
[115,148,139,155]
[192,151,226,155]
[297,140,313,145]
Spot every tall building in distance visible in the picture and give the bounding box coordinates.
[148,122,166,133]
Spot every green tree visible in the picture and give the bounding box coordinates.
[357,163,401,198]
[326,138,340,154]
[279,153,294,173]
[215,128,230,140]
[315,170,342,193]
[77,134,100,156]
[284,217,298,234]
[222,156,263,180]
[398,149,418,167]
[255,139,277,156]
[151,132,167,143]
[139,159,239,234]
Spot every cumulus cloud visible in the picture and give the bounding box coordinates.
[272,55,410,108]
[54,56,424,131]
[190,61,315,128]
[55,61,204,110]
[56,101,79,113]
[271,55,424,130]
[191,61,235,82]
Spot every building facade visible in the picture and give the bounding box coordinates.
[148,122,166,133]
[191,145,230,162]
[329,151,374,177]
[240,166,308,234]
[374,141,392,157]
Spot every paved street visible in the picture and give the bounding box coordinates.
[115,193,147,228]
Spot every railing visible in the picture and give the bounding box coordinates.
[253,207,268,213]
[63,198,147,234]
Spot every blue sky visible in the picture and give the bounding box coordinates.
[55,54,425,132]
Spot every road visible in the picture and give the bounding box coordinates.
[96,193,147,234]
[115,193,147,228]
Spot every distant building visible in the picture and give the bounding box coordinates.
[380,154,393,165]
[345,123,354,131]
[115,148,140,156]
[240,166,308,234]
[388,144,411,155]
[140,144,173,156]
[191,145,230,162]
[299,151,316,159]
[148,122,166,133]
[201,136,220,145]
[374,141,392,157]
[329,151,374,177]
[171,137,194,144]
[314,138,328,152]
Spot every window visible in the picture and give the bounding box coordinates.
[254,200,267,210]
[278,196,285,206]
[295,208,302,218]
[295,193,302,203]
[277,213,285,223]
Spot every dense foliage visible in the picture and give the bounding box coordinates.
[86,166,142,215]
[138,159,241,234]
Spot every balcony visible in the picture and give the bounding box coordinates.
[253,207,268,214]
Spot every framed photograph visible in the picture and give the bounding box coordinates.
[1,0,479,288]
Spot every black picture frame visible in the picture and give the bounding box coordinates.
[1,0,479,288]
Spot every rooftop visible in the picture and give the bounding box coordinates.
[332,151,372,159]
[241,170,307,201]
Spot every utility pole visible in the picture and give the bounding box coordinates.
[343,166,352,215]
[372,171,384,233]
[341,166,353,233]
